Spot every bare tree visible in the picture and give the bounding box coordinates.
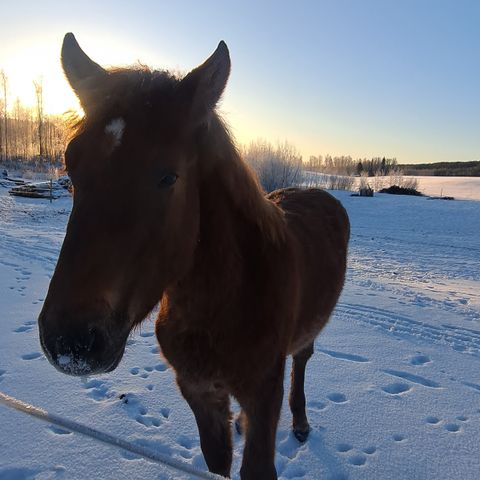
[33,77,44,157]
[1,70,8,160]
[242,139,303,192]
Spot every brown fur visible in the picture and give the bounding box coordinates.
[38,34,350,479]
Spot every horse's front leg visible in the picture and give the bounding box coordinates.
[178,379,233,478]
[236,357,285,480]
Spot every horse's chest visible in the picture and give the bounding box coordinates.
[155,323,230,383]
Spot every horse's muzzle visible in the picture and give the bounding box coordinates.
[38,312,127,376]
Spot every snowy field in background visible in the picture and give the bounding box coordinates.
[414,176,480,201]
[0,183,479,479]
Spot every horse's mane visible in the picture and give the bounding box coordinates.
[198,115,286,245]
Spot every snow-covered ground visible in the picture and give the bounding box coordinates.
[414,176,480,201]
[0,183,479,479]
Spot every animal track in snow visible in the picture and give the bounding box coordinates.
[154,362,167,372]
[336,442,376,468]
[462,381,480,392]
[160,407,170,419]
[317,348,369,363]
[176,435,198,459]
[277,433,305,461]
[0,369,5,382]
[336,443,353,453]
[335,303,480,356]
[425,414,467,433]
[130,363,166,379]
[13,320,36,333]
[82,379,111,401]
[120,393,162,428]
[444,423,461,433]
[21,352,42,361]
[383,369,441,388]
[308,400,327,411]
[348,454,367,466]
[139,330,154,338]
[381,382,411,395]
[327,393,348,404]
[410,354,431,365]
[48,425,72,435]
[392,434,407,443]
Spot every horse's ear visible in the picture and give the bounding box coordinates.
[61,33,107,111]
[179,41,231,126]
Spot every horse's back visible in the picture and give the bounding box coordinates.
[267,188,350,354]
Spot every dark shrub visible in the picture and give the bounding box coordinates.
[379,185,423,196]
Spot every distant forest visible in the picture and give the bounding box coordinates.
[0,70,66,174]
[399,161,480,177]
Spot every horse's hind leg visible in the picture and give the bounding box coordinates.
[178,380,232,477]
[289,341,314,442]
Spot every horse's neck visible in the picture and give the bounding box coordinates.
[197,118,286,246]
[167,125,286,317]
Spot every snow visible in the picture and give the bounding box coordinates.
[0,183,479,479]
[56,355,92,375]
[413,176,480,201]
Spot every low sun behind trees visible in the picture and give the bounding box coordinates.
[0,71,66,172]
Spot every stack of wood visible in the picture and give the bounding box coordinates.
[8,177,72,199]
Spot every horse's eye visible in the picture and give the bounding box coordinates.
[159,174,178,187]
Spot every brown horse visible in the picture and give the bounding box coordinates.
[38,33,350,479]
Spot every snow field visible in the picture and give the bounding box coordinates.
[0,185,479,479]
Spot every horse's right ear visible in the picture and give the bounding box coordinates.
[179,41,231,127]
[61,33,107,111]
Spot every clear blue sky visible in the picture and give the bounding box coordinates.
[1,0,479,163]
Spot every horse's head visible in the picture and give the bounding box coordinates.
[38,33,230,375]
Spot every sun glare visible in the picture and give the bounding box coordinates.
[2,32,166,117]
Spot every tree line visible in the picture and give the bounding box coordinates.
[400,161,480,177]
[0,70,66,170]
[306,154,398,176]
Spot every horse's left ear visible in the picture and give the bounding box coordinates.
[61,33,108,112]
[179,41,231,126]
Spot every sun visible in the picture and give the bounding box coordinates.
[1,32,165,117]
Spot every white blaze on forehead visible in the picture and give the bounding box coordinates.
[105,117,126,147]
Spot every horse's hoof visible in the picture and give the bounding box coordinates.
[293,427,310,442]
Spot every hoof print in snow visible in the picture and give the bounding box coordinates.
[348,453,367,466]
[444,423,461,433]
[362,446,377,455]
[410,354,431,365]
[392,434,407,443]
[426,416,441,425]
[336,443,353,453]
[382,382,411,395]
[327,392,348,404]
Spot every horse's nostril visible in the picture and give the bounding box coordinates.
[52,328,105,357]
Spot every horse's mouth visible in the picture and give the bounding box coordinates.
[50,344,126,377]
[40,327,128,377]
